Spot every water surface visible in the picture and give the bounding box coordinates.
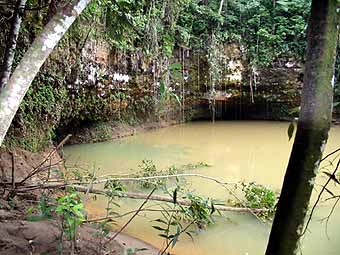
[64,121,340,255]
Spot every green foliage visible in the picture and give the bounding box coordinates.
[183,192,216,225]
[137,160,165,188]
[25,189,85,251]
[55,191,85,241]
[26,195,54,222]
[3,0,315,151]
[173,0,310,66]
[241,182,277,219]
[135,160,210,189]
[226,0,310,66]
[153,182,217,254]
[159,81,181,106]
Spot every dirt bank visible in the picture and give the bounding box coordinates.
[0,146,160,255]
[0,220,123,255]
[64,119,180,145]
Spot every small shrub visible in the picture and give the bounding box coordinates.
[242,182,277,219]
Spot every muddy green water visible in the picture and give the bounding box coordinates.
[64,121,340,255]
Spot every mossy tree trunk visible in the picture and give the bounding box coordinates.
[0,0,27,89]
[0,0,92,146]
[266,0,339,254]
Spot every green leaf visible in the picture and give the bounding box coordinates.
[158,234,169,239]
[289,107,300,115]
[171,227,181,248]
[324,187,335,197]
[170,221,178,226]
[169,63,182,71]
[154,218,168,225]
[185,231,194,241]
[159,81,165,96]
[288,122,295,141]
[173,188,178,204]
[172,233,179,248]
[210,202,215,215]
[323,172,340,185]
[172,94,181,106]
[152,225,167,231]
[73,204,83,210]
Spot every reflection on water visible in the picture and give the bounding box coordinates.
[64,121,340,255]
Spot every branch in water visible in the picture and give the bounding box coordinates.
[13,183,269,214]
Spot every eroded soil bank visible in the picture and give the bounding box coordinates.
[0,146,159,255]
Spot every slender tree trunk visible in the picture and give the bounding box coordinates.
[218,0,225,15]
[0,0,27,89]
[0,0,92,146]
[266,1,339,254]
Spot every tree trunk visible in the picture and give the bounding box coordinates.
[266,1,339,254]
[0,0,27,89]
[0,0,92,146]
[218,0,225,15]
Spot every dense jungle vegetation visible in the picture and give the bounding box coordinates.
[1,0,332,151]
[0,0,339,255]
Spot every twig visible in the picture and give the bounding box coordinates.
[104,188,156,246]
[10,150,15,190]
[19,135,71,185]
[160,220,195,255]
[321,147,340,163]
[323,196,340,239]
[302,158,340,236]
[83,168,96,204]
[5,150,16,200]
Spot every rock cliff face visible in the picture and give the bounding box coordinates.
[2,30,303,150]
[186,43,303,120]
[61,40,303,122]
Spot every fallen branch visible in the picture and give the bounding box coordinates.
[85,172,266,224]
[14,183,268,213]
[91,173,237,186]
[9,173,236,186]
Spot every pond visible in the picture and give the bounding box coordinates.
[64,121,340,255]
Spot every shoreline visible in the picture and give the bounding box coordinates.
[65,119,181,145]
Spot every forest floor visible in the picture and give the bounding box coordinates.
[0,147,159,255]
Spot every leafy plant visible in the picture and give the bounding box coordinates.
[137,160,164,188]
[26,189,85,253]
[159,81,181,106]
[55,191,85,252]
[241,182,277,219]
[135,160,210,189]
[26,194,55,221]
[153,182,217,254]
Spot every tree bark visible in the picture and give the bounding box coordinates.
[266,1,339,254]
[0,0,27,89]
[0,0,92,146]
